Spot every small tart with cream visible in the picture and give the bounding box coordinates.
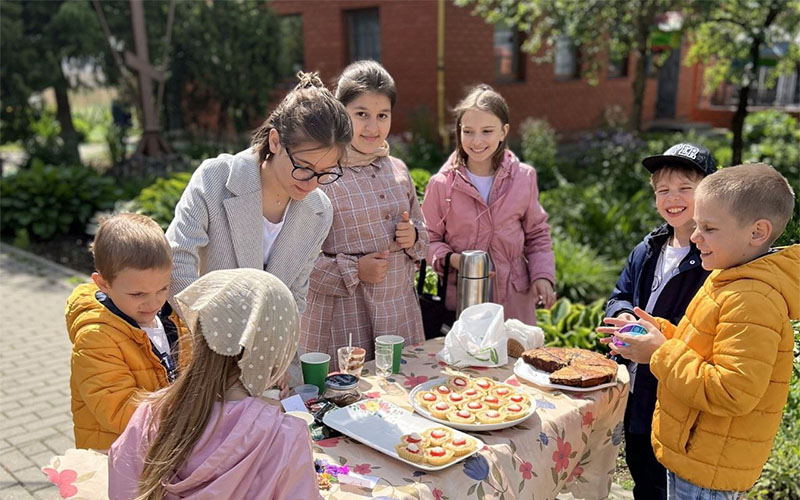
[433,384,452,396]
[424,446,455,466]
[507,392,531,408]
[490,384,515,400]
[500,402,528,421]
[415,390,440,407]
[473,377,496,391]
[461,387,484,401]
[446,408,476,424]
[480,395,503,409]
[476,409,506,424]
[447,392,466,405]
[462,400,486,412]
[446,435,477,456]
[401,432,428,447]
[395,442,425,462]
[423,427,453,446]
[427,401,453,419]
[447,375,471,391]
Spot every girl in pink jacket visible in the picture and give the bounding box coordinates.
[421,85,556,326]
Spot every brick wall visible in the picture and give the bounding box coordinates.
[272,0,663,138]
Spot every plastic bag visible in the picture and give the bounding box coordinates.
[504,319,544,358]
[437,303,507,367]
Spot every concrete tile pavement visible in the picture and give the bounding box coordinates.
[0,244,87,498]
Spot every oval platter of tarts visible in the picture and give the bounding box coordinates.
[409,375,535,431]
[323,398,484,471]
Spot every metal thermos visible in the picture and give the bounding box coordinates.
[456,250,490,318]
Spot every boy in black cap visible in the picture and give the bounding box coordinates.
[605,143,717,500]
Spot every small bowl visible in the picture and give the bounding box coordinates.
[295,384,320,402]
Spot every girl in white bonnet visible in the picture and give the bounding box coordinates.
[108,269,320,500]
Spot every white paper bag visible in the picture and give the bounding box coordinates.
[437,303,507,367]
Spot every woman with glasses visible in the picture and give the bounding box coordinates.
[300,61,429,365]
[166,72,352,320]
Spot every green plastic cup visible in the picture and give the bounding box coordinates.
[300,352,330,393]
[375,335,404,374]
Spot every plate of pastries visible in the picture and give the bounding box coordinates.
[409,375,535,431]
[514,347,621,391]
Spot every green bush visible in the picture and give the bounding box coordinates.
[23,110,76,167]
[134,172,192,230]
[741,110,800,195]
[541,182,661,264]
[73,106,111,144]
[410,168,431,203]
[519,117,562,191]
[553,231,618,303]
[536,297,606,351]
[0,162,121,240]
[389,107,447,173]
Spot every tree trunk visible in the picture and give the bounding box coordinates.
[53,69,80,163]
[629,3,654,131]
[730,83,750,165]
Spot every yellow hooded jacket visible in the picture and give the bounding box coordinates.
[66,283,188,450]
[650,245,800,491]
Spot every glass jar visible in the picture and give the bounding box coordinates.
[324,373,360,407]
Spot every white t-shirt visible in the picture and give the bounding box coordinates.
[629,243,690,393]
[465,170,494,202]
[262,214,286,266]
[142,315,170,356]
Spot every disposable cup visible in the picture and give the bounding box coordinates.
[299,352,330,393]
[375,335,404,374]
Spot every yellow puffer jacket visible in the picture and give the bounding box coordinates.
[650,245,799,491]
[66,283,189,450]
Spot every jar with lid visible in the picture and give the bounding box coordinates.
[324,373,361,407]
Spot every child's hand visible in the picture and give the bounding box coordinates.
[395,211,416,249]
[597,307,665,363]
[358,251,390,284]
[277,373,289,399]
[532,279,556,309]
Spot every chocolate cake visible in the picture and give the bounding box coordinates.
[521,347,617,387]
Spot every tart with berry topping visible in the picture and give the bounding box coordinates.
[424,446,455,466]
[473,377,495,392]
[395,442,425,462]
[423,427,453,446]
[400,432,428,448]
[461,387,484,401]
[433,384,452,396]
[500,402,528,421]
[427,401,453,419]
[415,390,440,407]
[447,392,466,405]
[446,408,476,424]
[446,435,477,456]
[476,409,506,424]
[507,392,531,408]
[490,384,515,400]
[446,375,471,391]
[461,400,486,413]
[480,394,503,409]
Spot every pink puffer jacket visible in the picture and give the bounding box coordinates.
[421,150,555,325]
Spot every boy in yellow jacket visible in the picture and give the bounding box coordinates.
[600,163,799,498]
[66,213,187,450]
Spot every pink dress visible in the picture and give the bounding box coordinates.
[421,150,555,325]
[108,398,320,500]
[300,156,428,364]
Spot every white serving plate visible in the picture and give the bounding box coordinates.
[513,357,621,392]
[408,377,535,431]
[323,398,483,471]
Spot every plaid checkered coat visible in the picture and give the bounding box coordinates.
[300,156,428,367]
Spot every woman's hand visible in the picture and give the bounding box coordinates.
[395,211,416,249]
[597,307,665,363]
[358,251,389,284]
[532,278,556,309]
[277,373,289,399]
[449,253,461,270]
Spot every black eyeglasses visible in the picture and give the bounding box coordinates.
[285,147,343,185]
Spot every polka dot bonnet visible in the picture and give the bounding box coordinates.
[174,268,299,397]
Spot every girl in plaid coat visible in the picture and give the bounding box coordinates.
[300,61,428,366]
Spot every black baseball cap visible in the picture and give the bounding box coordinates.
[642,143,717,177]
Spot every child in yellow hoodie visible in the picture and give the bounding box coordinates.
[600,163,799,498]
[66,213,187,450]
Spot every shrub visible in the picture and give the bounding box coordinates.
[389,107,447,173]
[23,110,76,167]
[553,231,618,303]
[536,298,607,351]
[409,168,431,203]
[519,117,562,191]
[134,172,192,230]
[0,162,121,240]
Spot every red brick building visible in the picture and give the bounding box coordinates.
[270,0,798,138]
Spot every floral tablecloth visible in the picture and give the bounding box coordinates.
[314,337,628,500]
[42,338,628,500]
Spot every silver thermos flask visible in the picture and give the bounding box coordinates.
[456,250,490,318]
